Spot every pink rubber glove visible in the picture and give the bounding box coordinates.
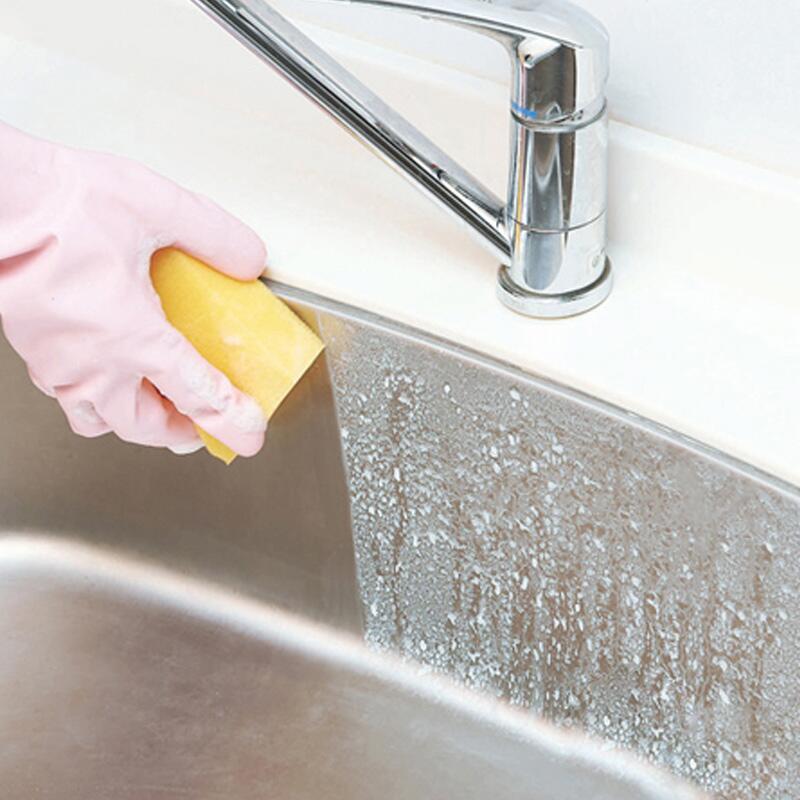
[0,122,267,456]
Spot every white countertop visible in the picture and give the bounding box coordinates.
[1,0,799,488]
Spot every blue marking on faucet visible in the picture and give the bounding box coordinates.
[512,102,538,120]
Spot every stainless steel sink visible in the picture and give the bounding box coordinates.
[2,284,797,799]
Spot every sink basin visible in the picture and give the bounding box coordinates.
[0,538,691,800]
[1,283,797,799]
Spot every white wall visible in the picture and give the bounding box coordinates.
[274,0,800,177]
[10,0,797,176]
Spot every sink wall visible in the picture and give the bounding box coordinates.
[316,295,800,799]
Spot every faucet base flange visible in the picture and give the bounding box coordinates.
[496,258,613,319]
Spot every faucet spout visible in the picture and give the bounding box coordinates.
[193,0,509,260]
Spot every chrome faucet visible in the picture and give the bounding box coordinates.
[192,0,611,318]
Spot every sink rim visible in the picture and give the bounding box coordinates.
[272,279,800,501]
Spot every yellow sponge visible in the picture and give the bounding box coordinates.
[150,247,323,464]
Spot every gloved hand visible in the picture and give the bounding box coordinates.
[0,122,267,457]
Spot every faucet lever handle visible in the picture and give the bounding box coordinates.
[324,0,609,121]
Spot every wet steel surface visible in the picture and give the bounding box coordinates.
[317,296,800,800]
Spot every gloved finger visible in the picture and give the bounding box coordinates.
[94,378,202,451]
[164,188,267,281]
[54,386,112,439]
[144,328,266,458]
[27,366,55,398]
[168,438,205,456]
